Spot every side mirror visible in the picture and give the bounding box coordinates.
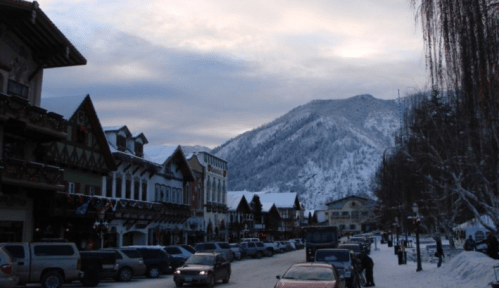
[276,275,281,279]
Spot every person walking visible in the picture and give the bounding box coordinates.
[464,235,476,251]
[434,235,444,268]
[483,232,498,259]
[359,253,375,287]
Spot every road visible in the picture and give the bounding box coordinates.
[26,249,304,288]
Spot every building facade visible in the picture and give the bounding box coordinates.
[326,195,377,235]
[187,152,228,242]
[0,0,86,242]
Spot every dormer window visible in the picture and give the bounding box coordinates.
[135,142,143,157]
[117,135,126,151]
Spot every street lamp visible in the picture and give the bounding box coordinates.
[93,219,109,249]
[412,203,422,272]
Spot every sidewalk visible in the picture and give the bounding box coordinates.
[369,236,499,288]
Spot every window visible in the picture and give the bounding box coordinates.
[67,182,75,194]
[7,80,29,99]
[125,176,131,199]
[135,142,143,157]
[3,136,24,159]
[106,176,113,197]
[134,179,140,200]
[349,224,356,230]
[34,245,75,256]
[141,182,147,201]
[351,211,360,219]
[117,135,126,151]
[115,175,122,198]
[342,211,349,217]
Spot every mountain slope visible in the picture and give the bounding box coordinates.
[212,94,400,210]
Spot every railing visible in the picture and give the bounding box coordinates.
[0,93,67,138]
[0,157,64,190]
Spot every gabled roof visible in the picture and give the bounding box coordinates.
[228,191,259,203]
[145,145,195,182]
[103,125,132,138]
[41,95,86,119]
[133,133,148,144]
[227,193,245,211]
[41,94,116,170]
[0,0,86,68]
[256,192,301,209]
[326,195,376,209]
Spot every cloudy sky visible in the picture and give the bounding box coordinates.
[39,0,428,148]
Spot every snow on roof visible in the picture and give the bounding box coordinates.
[144,145,178,165]
[256,192,298,209]
[454,215,497,231]
[41,95,87,119]
[102,125,127,132]
[261,202,276,213]
[227,193,245,211]
[228,191,258,203]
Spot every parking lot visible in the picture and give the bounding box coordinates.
[24,248,304,288]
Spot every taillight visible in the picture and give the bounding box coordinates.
[0,263,12,275]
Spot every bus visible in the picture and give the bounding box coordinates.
[304,226,339,262]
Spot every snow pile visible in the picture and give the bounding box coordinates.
[442,251,499,287]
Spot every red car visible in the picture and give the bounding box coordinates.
[275,262,346,288]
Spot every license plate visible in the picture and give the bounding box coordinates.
[185,276,192,282]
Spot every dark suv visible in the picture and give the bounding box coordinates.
[173,252,231,287]
[127,246,172,278]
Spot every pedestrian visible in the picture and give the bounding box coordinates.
[463,235,476,251]
[359,253,375,287]
[434,235,444,268]
[484,232,498,259]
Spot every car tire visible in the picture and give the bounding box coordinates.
[147,266,161,278]
[41,271,63,288]
[208,275,215,288]
[267,249,274,257]
[175,280,184,287]
[256,251,263,259]
[117,267,133,282]
[223,271,230,283]
[81,269,100,287]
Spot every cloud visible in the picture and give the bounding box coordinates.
[38,0,427,148]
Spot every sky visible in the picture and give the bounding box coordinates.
[38,0,428,149]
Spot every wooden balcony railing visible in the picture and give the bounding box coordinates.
[0,93,67,140]
[0,157,64,190]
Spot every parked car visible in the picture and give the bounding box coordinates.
[276,241,287,253]
[0,246,19,288]
[164,245,192,269]
[79,250,118,287]
[262,241,277,256]
[101,248,146,282]
[286,240,297,250]
[315,248,360,288]
[126,246,172,278]
[291,238,305,249]
[241,238,260,242]
[0,242,82,288]
[228,243,242,260]
[275,262,346,288]
[193,242,234,262]
[338,243,364,258]
[180,244,196,254]
[173,252,231,287]
[347,237,371,254]
[239,242,265,259]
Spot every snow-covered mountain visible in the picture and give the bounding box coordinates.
[211,94,401,210]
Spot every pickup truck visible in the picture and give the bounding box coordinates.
[0,242,82,288]
[80,250,118,287]
[262,241,278,256]
[239,242,266,259]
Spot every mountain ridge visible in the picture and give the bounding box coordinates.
[211,94,401,210]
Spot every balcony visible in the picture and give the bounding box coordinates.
[0,157,64,190]
[0,93,67,141]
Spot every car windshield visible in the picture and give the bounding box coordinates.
[217,243,230,249]
[306,231,335,243]
[283,266,335,281]
[185,255,215,265]
[315,251,349,262]
[339,245,360,252]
